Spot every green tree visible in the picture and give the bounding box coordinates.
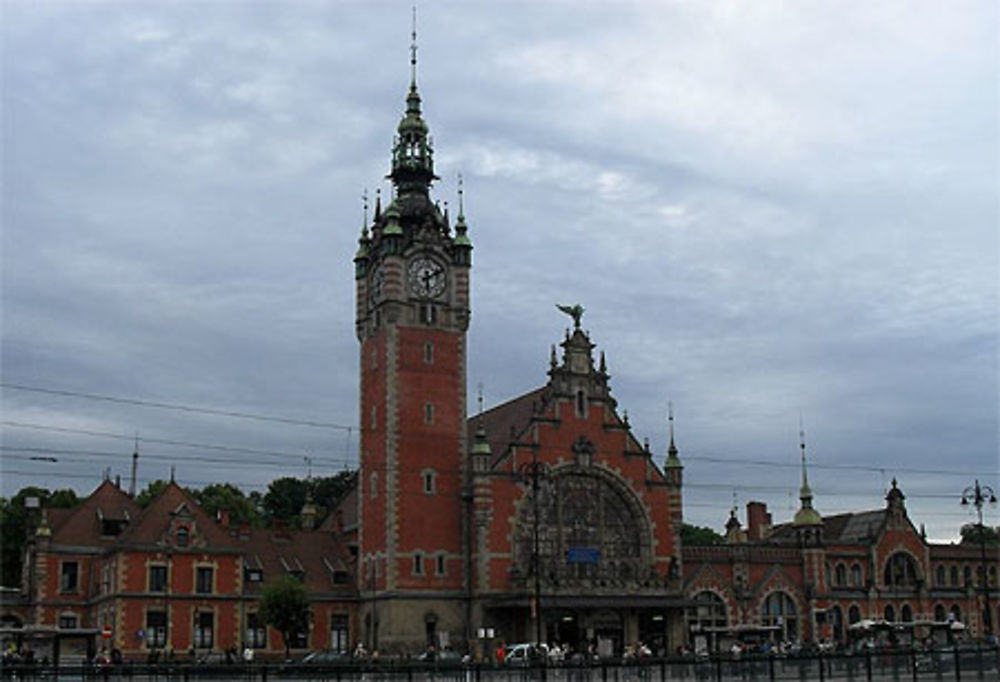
[1,486,79,587]
[960,523,1000,547]
[310,471,355,513]
[258,575,310,656]
[135,479,171,508]
[193,483,263,527]
[680,522,725,546]
[263,477,309,523]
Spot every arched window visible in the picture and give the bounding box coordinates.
[762,592,798,641]
[901,604,912,623]
[851,564,863,587]
[830,605,844,643]
[883,552,918,587]
[934,604,946,622]
[514,469,648,586]
[950,566,959,586]
[835,564,847,587]
[963,566,971,586]
[848,605,861,625]
[936,566,945,586]
[884,605,895,622]
[689,591,728,631]
[950,604,962,622]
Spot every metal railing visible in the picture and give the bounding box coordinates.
[1,645,998,681]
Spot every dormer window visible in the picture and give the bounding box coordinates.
[246,569,263,583]
[176,527,189,547]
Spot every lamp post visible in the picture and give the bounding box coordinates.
[960,480,997,638]
[517,457,550,652]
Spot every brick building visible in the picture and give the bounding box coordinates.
[8,480,356,663]
[681,449,999,653]
[350,44,687,656]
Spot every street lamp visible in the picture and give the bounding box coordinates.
[517,457,551,652]
[960,480,997,637]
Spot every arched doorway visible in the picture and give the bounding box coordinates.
[762,592,798,642]
[688,591,728,655]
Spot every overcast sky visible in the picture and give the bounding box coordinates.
[2,1,997,542]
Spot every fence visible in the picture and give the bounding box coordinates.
[1,646,998,681]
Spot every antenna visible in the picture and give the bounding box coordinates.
[129,434,139,498]
[458,173,464,215]
[304,455,313,481]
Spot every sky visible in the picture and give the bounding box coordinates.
[2,1,997,542]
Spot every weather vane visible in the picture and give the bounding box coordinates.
[556,303,585,329]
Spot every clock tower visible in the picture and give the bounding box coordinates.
[353,34,472,653]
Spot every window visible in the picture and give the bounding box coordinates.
[147,611,167,648]
[436,554,446,575]
[246,568,263,583]
[194,611,214,649]
[330,614,349,653]
[901,604,913,623]
[413,552,424,576]
[246,612,266,648]
[835,564,847,587]
[332,570,349,585]
[934,604,947,622]
[829,606,844,643]
[424,342,434,364]
[424,402,435,425]
[688,591,728,632]
[422,469,436,495]
[884,605,895,622]
[101,519,126,536]
[149,565,167,592]
[851,564,862,587]
[60,562,79,593]
[196,567,214,594]
[884,552,919,587]
[950,604,962,622]
[420,304,437,325]
[176,527,189,547]
[762,592,798,642]
[950,566,959,586]
[963,566,971,586]
[936,565,945,587]
[58,614,78,629]
[848,605,861,625]
[576,390,586,417]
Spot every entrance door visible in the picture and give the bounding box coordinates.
[548,611,581,651]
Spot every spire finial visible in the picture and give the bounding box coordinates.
[410,6,418,88]
[668,402,677,451]
[363,188,369,227]
[477,381,484,416]
[458,173,465,216]
[799,414,809,491]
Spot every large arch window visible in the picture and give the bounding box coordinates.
[883,552,919,588]
[688,591,728,631]
[901,604,913,623]
[514,469,649,586]
[762,592,798,642]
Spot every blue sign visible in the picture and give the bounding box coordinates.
[567,547,599,564]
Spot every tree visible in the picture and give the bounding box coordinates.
[1,486,79,587]
[960,523,1000,547]
[193,483,263,527]
[263,477,309,523]
[680,522,725,546]
[135,480,171,508]
[258,575,310,656]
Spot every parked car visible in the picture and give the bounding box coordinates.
[505,643,549,665]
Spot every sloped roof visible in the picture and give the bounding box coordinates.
[238,526,357,596]
[321,472,358,533]
[48,480,141,546]
[466,386,549,466]
[768,509,887,545]
[122,482,235,549]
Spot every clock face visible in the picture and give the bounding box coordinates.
[407,257,446,299]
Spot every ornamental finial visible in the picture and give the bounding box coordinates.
[556,303,585,329]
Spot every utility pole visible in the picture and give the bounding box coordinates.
[960,480,997,637]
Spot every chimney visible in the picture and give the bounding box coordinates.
[216,509,230,529]
[747,501,772,541]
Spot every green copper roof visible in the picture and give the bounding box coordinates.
[794,507,823,526]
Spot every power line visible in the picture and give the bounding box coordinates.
[1,420,351,460]
[0,382,354,430]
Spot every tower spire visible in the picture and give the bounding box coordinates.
[793,416,822,527]
[410,6,418,89]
